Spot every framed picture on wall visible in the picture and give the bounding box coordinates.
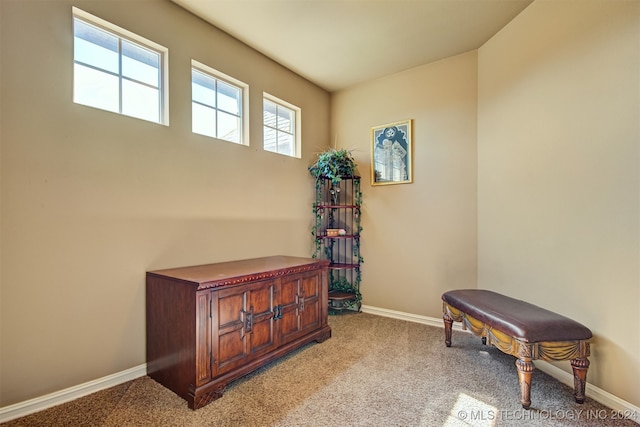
[370,119,412,186]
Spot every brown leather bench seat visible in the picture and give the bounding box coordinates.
[442,289,592,409]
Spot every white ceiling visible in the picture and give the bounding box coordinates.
[171,0,533,92]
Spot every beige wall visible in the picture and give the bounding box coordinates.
[2,0,638,412]
[0,0,330,406]
[478,0,639,407]
[331,52,478,317]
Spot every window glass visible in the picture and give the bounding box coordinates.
[217,81,240,115]
[191,65,247,145]
[73,8,167,125]
[122,41,160,87]
[122,80,159,122]
[74,20,119,73]
[74,64,120,113]
[192,103,217,138]
[263,96,300,157]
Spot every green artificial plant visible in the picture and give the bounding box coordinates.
[308,148,357,185]
[330,277,363,309]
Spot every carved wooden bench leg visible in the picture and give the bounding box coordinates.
[443,314,453,347]
[571,358,590,404]
[516,358,535,409]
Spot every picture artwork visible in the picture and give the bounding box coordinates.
[371,120,412,185]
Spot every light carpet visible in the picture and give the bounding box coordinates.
[3,313,637,426]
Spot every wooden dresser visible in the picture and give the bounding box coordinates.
[146,255,331,409]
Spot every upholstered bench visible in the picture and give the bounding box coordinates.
[442,289,592,409]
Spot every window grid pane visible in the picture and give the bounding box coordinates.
[74,63,119,112]
[122,40,160,88]
[73,11,165,124]
[277,131,294,156]
[192,70,216,107]
[263,100,277,128]
[191,67,243,144]
[277,107,294,133]
[192,102,217,138]
[217,80,240,115]
[217,111,241,143]
[263,98,297,157]
[264,127,277,153]
[74,20,119,73]
[122,79,160,122]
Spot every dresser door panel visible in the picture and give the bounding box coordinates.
[247,282,276,354]
[213,288,247,376]
[279,271,321,342]
[299,272,320,331]
[212,280,276,377]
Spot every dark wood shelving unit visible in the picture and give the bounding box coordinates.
[312,176,362,313]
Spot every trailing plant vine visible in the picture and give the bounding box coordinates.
[310,148,363,311]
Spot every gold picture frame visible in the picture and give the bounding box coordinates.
[370,119,412,186]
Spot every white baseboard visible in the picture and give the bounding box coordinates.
[361,304,466,330]
[362,304,640,424]
[2,308,638,425]
[0,364,147,423]
[534,360,640,424]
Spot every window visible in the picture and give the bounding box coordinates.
[191,61,248,145]
[263,94,301,158]
[73,7,168,124]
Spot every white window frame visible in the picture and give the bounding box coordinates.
[263,93,301,158]
[72,7,169,125]
[191,60,249,146]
